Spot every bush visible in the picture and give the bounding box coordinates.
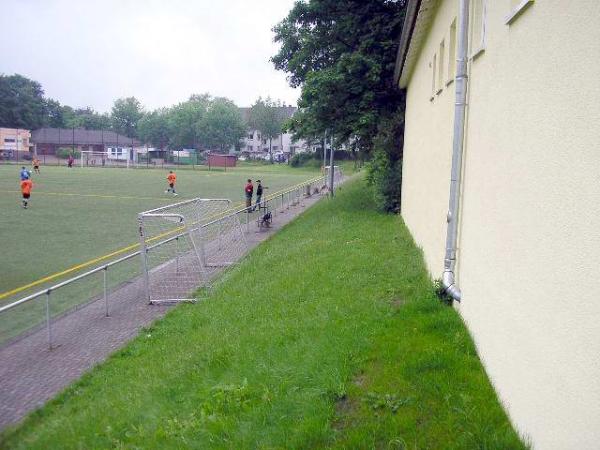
[56,148,81,159]
[366,149,401,213]
[366,107,404,213]
[290,152,318,167]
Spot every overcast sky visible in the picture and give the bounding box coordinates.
[0,0,299,112]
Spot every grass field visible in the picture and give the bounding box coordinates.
[0,163,319,305]
[0,178,526,449]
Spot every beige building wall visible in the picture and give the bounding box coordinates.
[0,128,31,151]
[400,1,600,448]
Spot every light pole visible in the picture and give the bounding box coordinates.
[322,130,327,170]
[328,132,335,197]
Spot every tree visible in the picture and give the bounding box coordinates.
[197,97,246,153]
[111,97,144,137]
[63,106,111,130]
[167,94,210,150]
[248,97,286,163]
[0,74,47,129]
[138,108,171,150]
[272,0,407,210]
[44,99,67,128]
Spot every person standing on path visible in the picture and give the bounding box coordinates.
[253,179,268,211]
[244,179,254,211]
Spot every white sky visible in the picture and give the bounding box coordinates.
[0,0,299,112]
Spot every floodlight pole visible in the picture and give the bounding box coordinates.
[328,132,335,197]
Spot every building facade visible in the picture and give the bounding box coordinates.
[0,128,32,160]
[239,106,309,159]
[396,1,600,448]
[31,128,140,157]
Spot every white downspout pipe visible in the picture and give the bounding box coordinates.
[442,0,470,302]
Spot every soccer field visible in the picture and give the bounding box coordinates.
[0,163,319,305]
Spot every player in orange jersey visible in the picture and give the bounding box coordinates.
[20,178,33,209]
[165,170,178,196]
[32,157,41,174]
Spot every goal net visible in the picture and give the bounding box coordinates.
[138,198,247,304]
[80,151,131,168]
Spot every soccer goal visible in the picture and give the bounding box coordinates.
[80,151,131,168]
[138,198,248,304]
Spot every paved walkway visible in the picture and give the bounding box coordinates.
[0,189,329,430]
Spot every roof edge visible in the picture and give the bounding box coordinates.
[393,0,422,87]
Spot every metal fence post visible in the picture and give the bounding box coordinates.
[217,218,223,250]
[138,215,151,303]
[104,267,109,317]
[175,236,180,273]
[280,193,284,213]
[46,290,52,349]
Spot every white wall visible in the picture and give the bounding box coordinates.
[401,1,600,448]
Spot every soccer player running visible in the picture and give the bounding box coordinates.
[20,166,31,181]
[32,157,41,174]
[20,176,33,209]
[165,170,178,196]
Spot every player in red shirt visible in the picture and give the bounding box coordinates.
[244,179,254,211]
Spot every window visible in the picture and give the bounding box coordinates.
[4,138,15,143]
[470,0,486,58]
[506,0,534,24]
[431,54,437,99]
[437,40,445,93]
[247,133,254,139]
[447,19,457,84]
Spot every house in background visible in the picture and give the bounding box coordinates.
[238,106,309,159]
[395,1,599,448]
[0,128,32,160]
[31,128,141,164]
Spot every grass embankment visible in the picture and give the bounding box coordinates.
[1,178,526,449]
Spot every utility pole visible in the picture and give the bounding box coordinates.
[328,132,335,197]
[322,130,327,170]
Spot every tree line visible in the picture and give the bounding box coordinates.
[272,0,407,211]
[0,74,289,156]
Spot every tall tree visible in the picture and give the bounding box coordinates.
[64,107,111,130]
[248,97,286,163]
[111,97,144,138]
[138,108,171,150]
[272,0,407,210]
[0,74,47,129]
[167,94,210,150]
[197,97,246,153]
[44,99,67,128]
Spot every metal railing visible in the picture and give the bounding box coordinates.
[0,174,334,349]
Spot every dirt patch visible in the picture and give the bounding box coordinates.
[390,298,404,309]
[332,394,358,431]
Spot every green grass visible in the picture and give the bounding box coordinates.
[0,177,526,449]
[0,163,318,302]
